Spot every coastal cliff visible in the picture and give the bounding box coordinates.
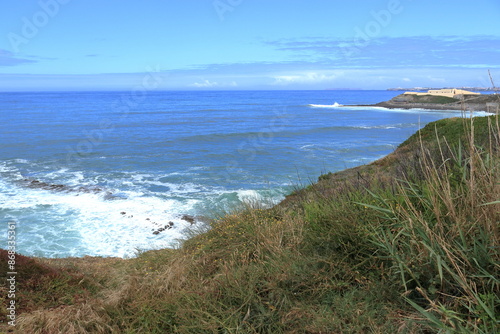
[361,93,500,113]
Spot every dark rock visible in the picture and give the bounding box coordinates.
[48,184,65,191]
[181,215,195,224]
[22,178,117,198]
[27,180,67,191]
[103,192,116,200]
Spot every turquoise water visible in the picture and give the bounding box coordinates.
[0,90,488,258]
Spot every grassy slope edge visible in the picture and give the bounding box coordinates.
[1,116,499,333]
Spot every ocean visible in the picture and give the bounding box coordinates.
[0,90,490,258]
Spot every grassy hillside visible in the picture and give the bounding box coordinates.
[390,94,460,104]
[411,95,459,104]
[1,116,499,333]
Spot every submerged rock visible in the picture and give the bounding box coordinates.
[26,180,68,192]
[181,214,196,224]
[151,221,175,235]
[22,178,112,196]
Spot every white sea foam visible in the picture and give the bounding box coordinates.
[308,102,342,108]
[0,175,198,258]
[236,189,262,202]
[308,103,495,117]
[300,144,315,150]
[358,106,495,117]
[467,111,495,117]
[71,194,194,257]
[0,163,18,174]
[356,125,397,129]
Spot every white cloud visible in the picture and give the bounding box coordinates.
[272,72,339,85]
[191,79,219,87]
[190,79,238,88]
[265,35,500,69]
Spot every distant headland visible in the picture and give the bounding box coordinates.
[355,88,500,113]
[387,86,500,92]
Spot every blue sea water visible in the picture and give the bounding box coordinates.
[0,90,490,258]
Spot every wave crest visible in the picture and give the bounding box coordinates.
[308,102,341,108]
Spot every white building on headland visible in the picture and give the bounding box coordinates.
[404,89,480,98]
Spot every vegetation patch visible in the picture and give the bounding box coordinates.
[410,94,459,104]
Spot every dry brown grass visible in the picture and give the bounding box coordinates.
[17,303,117,334]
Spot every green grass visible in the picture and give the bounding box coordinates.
[399,115,497,148]
[1,116,499,333]
[411,95,459,104]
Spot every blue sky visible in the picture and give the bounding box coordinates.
[1,0,499,91]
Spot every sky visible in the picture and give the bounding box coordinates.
[1,0,500,91]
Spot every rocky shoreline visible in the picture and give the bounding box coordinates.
[351,93,500,113]
[21,178,200,235]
